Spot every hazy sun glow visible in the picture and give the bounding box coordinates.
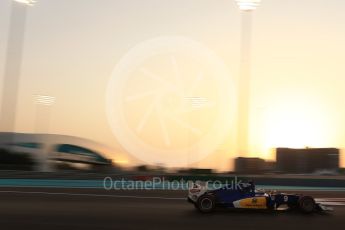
[266,111,326,149]
[250,94,337,160]
[113,159,129,164]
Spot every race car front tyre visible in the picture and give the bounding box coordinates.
[196,194,215,213]
[299,196,316,213]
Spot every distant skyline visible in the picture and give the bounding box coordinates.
[1,0,345,170]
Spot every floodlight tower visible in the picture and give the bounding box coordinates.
[0,0,36,138]
[235,0,261,157]
[13,0,36,5]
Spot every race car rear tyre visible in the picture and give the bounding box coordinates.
[196,194,215,213]
[299,196,315,213]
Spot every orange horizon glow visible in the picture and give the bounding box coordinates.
[1,0,344,170]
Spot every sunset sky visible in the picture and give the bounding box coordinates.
[0,0,345,170]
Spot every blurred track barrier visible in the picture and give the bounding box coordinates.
[0,179,102,188]
[1,179,345,191]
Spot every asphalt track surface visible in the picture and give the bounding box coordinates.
[0,188,345,230]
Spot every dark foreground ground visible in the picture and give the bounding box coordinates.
[0,188,344,230]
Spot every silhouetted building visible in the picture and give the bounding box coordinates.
[178,168,214,175]
[235,157,265,174]
[276,148,339,173]
[263,160,276,172]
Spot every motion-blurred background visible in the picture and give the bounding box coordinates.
[0,0,344,175]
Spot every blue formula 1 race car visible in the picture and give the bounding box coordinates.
[187,181,332,214]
